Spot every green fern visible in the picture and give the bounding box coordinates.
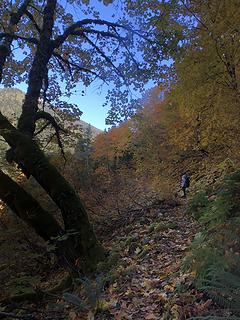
[193,269,240,319]
[183,235,228,277]
[188,191,209,219]
[186,170,240,319]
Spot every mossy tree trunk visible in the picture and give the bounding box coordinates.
[0,112,105,272]
[0,170,91,269]
[0,0,105,274]
[0,169,62,241]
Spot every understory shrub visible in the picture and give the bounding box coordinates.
[186,170,240,318]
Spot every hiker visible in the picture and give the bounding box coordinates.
[181,172,190,198]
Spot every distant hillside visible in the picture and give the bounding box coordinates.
[0,88,102,158]
[0,88,102,138]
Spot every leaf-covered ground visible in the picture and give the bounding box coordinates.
[1,200,214,319]
[90,200,212,320]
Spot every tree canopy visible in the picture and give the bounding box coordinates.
[0,0,170,125]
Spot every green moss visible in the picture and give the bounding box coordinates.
[149,221,178,233]
[97,251,120,273]
[138,248,149,259]
[165,222,178,229]
[124,235,138,246]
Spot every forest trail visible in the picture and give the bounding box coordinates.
[0,199,213,320]
[93,200,207,320]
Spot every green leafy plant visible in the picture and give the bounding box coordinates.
[186,170,240,318]
[189,269,240,319]
[187,191,209,219]
[185,265,240,320]
[217,158,236,174]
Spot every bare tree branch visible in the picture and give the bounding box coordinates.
[34,121,51,136]
[53,51,108,83]
[0,32,39,45]
[53,55,66,72]
[83,34,125,80]
[35,110,66,133]
[52,18,133,49]
[113,27,141,69]
[71,28,126,40]
[25,9,42,34]
[35,110,66,158]
[180,0,210,33]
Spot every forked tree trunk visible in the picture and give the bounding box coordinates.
[0,112,105,273]
[0,0,105,274]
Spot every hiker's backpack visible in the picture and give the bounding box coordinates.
[185,176,190,188]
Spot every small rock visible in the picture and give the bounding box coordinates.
[142,238,150,245]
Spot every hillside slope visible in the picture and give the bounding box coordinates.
[0,88,102,150]
[0,88,102,134]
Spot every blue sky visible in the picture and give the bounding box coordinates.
[57,0,126,129]
[13,0,127,130]
[62,81,110,130]
[1,0,156,130]
[16,79,110,130]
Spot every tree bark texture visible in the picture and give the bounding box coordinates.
[18,0,57,136]
[0,112,105,272]
[0,0,105,273]
[0,169,62,241]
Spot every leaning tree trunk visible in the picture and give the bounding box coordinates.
[0,169,63,241]
[0,112,105,273]
[0,0,105,274]
[0,170,86,268]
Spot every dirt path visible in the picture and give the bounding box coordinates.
[1,201,210,320]
[97,201,204,319]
